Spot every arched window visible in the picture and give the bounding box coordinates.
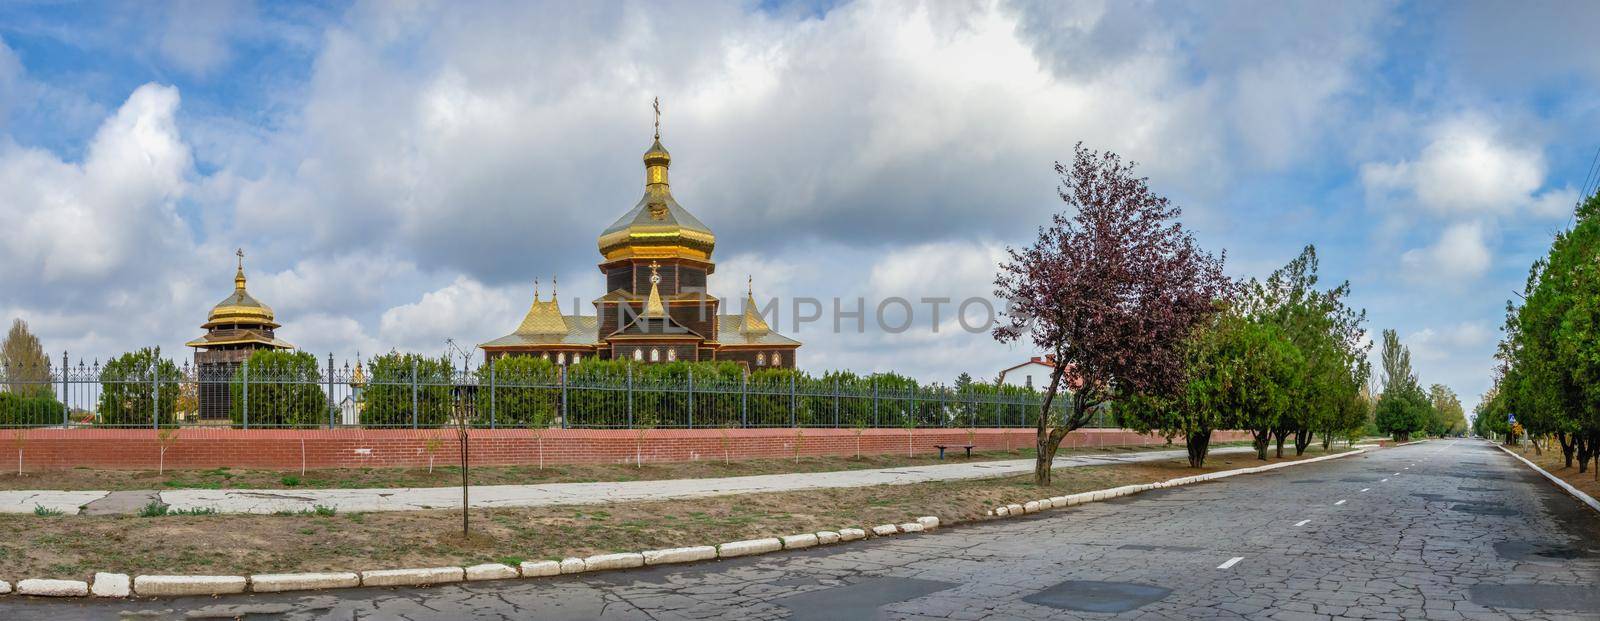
[667,349,677,362]
[757,353,766,366]
[574,353,582,364]
[541,352,550,360]
[557,353,567,365]
[650,348,661,362]
[771,352,781,366]
[633,349,643,361]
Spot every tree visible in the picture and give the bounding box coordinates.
[995,144,1232,486]
[1373,330,1429,441]
[97,348,180,427]
[361,352,454,427]
[1427,384,1466,438]
[230,350,328,428]
[2,319,51,399]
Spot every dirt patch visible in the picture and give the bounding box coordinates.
[0,444,1240,492]
[0,448,1346,579]
[1508,446,1600,502]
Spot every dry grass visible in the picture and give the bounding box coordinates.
[0,443,1251,492]
[0,446,1347,579]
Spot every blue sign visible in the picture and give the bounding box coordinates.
[1507,412,1516,424]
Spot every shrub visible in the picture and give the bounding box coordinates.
[361,352,454,427]
[96,348,180,427]
[230,350,329,428]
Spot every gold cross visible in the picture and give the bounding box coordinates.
[652,96,661,139]
[649,261,661,285]
[236,248,244,270]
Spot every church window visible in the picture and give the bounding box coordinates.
[771,352,781,366]
[557,353,567,365]
[650,348,661,362]
[574,354,582,364]
[757,353,766,366]
[667,349,677,362]
[633,349,643,362]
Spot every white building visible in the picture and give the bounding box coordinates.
[996,356,1065,391]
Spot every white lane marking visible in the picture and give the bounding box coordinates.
[1217,557,1244,569]
[1294,519,1310,527]
[1360,488,1371,492]
[1393,472,1401,475]
[1335,499,1347,506]
[1382,478,1389,482]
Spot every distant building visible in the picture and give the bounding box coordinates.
[185,251,294,420]
[996,356,1078,393]
[480,104,801,369]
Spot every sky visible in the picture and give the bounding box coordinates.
[2,0,1598,411]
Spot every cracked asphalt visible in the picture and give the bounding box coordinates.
[3,440,1597,620]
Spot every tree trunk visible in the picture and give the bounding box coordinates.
[1031,364,1071,487]
[1294,430,1312,456]
[1577,435,1592,475]
[1321,431,1332,451]
[1558,432,1575,469]
[1252,430,1271,461]
[1273,428,1288,458]
[1186,430,1211,468]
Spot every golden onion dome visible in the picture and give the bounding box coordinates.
[202,253,279,329]
[597,114,715,262]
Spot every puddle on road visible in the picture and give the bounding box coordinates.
[1470,584,1600,613]
[1118,544,1203,553]
[1493,541,1597,561]
[1450,504,1521,516]
[1289,479,1325,484]
[1457,486,1504,493]
[770,577,955,621]
[1023,580,1173,613]
[1339,477,1380,483]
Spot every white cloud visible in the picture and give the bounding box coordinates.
[1360,115,1548,216]
[1400,220,1492,282]
[377,277,519,354]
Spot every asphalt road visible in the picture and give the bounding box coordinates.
[4,440,1597,620]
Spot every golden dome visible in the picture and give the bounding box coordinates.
[597,103,716,262]
[201,251,279,329]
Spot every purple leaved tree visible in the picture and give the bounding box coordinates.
[995,144,1232,486]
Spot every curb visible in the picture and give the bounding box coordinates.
[1494,443,1600,516]
[984,448,1369,518]
[0,449,1363,600]
[0,515,942,600]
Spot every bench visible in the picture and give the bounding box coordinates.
[932,444,975,460]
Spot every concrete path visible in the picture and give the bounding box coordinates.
[4,444,1296,515]
[9,440,1596,620]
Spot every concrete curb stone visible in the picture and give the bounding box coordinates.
[870,524,898,536]
[360,567,464,588]
[464,564,519,581]
[0,580,10,595]
[780,534,819,549]
[90,573,129,598]
[718,538,782,558]
[132,575,248,597]
[519,560,562,577]
[17,578,88,597]
[642,546,717,566]
[559,558,586,574]
[583,553,644,571]
[1495,443,1600,515]
[816,531,841,544]
[250,572,361,593]
[897,522,924,533]
[916,516,939,530]
[838,528,867,541]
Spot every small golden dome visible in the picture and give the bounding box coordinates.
[643,138,671,169]
[202,250,279,329]
[597,106,715,262]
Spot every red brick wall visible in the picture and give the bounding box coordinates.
[3,428,1255,472]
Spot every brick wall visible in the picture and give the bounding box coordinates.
[3,428,1256,472]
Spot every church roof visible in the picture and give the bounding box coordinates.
[481,314,600,348]
[190,251,294,350]
[597,119,715,262]
[715,315,800,347]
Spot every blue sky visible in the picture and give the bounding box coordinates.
[2,0,1598,410]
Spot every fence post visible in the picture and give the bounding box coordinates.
[559,365,567,429]
[872,376,879,428]
[410,359,419,429]
[488,360,497,430]
[740,372,748,428]
[789,374,797,428]
[242,360,250,430]
[150,357,159,430]
[626,364,634,429]
[327,353,336,429]
[61,351,69,427]
[832,377,839,428]
[687,367,695,429]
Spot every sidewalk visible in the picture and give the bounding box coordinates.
[7,445,1297,515]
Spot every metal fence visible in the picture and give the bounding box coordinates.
[0,356,1107,430]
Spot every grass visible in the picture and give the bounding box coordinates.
[0,445,1347,579]
[0,442,1255,493]
[32,505,63,517]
